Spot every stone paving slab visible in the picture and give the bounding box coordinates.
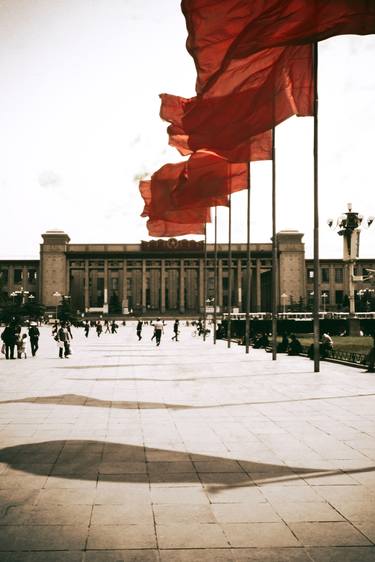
[0,323,374,560]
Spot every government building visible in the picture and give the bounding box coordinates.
[0,229,374,316]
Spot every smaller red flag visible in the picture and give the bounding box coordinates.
[139,174,211,224]
[173,151,248,209]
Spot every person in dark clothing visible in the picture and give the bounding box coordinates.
[277,334,289,353]
[96,322,103,337]
[136,320,143,341]
[1,323,17,359]
[111,321,118,334]
[172,319,179,341]
[287,334,303,356]
[28,324,40,357]
[84,321,90,338]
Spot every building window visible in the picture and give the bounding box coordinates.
[335,290,344,304]
[307,269,314,280]
[321,268,329,283]
[14,269,22,283]
[28,269,37,283]
[0,270,8,284]
[335,268,344,283]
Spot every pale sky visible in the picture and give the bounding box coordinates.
[1,0,375,259]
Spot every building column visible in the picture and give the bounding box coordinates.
[199,258,205,313]
[84,260,89,311]
[65,262,70,297]
[142,259,147,313]
[179,259,185,313]
[122,260,127,313]
[103,260,109,313]
[237,259,242,310]
[256,259,261,312]
[161,260,166,313]
[22,265,28,290]
[329,264,335,306]
[218,259,223,309]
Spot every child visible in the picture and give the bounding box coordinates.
[17,333,28,359]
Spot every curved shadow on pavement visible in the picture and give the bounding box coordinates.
[0,393,190,410]
[3,392,375,410]
[2,439,371,491]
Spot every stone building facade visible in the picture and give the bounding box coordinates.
[0,229,374,315]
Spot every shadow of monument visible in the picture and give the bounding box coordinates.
[0,394,190,410]
[1,439,372,491]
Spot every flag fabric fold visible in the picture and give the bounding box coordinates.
[182,0,375,94]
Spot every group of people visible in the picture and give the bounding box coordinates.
[1,322,40,359]
[136,318,180,346]
[82,320,119,338]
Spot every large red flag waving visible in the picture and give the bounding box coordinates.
[182,0,375,94]
[160,45,313,160]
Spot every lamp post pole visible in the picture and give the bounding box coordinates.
[281,293,287,315]
[53,291,61,321]
[328,204,374,317]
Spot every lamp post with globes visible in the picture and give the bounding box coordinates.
[53,291,61,321]
[328,203,374,317]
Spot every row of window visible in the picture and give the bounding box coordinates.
[307,268,344,283]
[0,269,37,284]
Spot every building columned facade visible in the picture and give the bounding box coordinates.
[0,229,374,316]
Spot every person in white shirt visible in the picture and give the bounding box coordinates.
[153,318,164,346]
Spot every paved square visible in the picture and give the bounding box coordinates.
[0,322,375,561]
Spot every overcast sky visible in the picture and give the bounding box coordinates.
[1,0,375,260]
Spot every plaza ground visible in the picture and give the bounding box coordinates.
[0,323,375,561]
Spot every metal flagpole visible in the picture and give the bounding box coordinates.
[245,166,251,354]
[313,42,320,373]
[271,127,278,360]
[203,224,207,342]
[227,194,232,348]
[213,207,218,343]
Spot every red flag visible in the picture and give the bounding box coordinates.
[182,0,375,94]
[147,219,205,237]
[173,151,248,209]
[160,45,312,160]
[139,172,211,224]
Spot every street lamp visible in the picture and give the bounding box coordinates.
[53,291,61,320]
[281,293,288,314]
[328,203,374,315]
[322,292,328,313]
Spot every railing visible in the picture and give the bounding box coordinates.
[301,346,367,366]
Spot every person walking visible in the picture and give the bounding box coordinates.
[56,323,71,358]
[104,320,111,334]
[1,322,17,359]
[17,333,28,359]
[96,321,103,338]
[84,321,90,338]
[136,319,143,341]
[111,321,118,334]
[153,318,164,347]
[172,319,179,341]
[28,323,40,357]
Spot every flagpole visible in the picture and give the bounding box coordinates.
[227,193,232,348]
[213,206,218,344]
[271,127,278,360]
[245,166,251,353]
[313,42,320,373]
[203,223,207,342]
